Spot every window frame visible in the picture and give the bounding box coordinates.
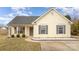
[18,26,25,34]
[56,25,65,34]
[39,25,48,34]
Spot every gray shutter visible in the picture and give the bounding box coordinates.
[39,25,41,34]
[56,25,58,34]
[63,25,65,34]
[46,25,48,34]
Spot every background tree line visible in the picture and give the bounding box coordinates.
[65,15,79,35]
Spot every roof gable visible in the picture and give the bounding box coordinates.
[32,8,72,24]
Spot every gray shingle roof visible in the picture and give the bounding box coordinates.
[8,16,39,25]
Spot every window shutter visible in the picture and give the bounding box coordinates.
[56,25,58,34]
[46,25,48,34]
[63,25,65,34]
[39,25,41,34]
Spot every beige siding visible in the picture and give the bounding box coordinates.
[33,10,71,38]
[8,26,11,37]
[25,26,29,36]
[8,26,15,37]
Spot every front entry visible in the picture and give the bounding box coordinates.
[29,27,33,36]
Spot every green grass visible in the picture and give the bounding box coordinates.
[0,35,41,51]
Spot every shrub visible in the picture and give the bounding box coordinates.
[22,34,26,38]
[16,34,20,38]
[11,35,15,38]
[71,32,77,35]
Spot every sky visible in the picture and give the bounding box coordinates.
[0,7,79,25]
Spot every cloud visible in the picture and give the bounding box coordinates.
[0,18,11,25]
[0,17,6,20]
[56,7,72,15]
[0,7,33,25]
[11,7,32,16]
[56,7,79,19]
[28,11,32,15]
[11,7,26,11]
[0,14,14,25]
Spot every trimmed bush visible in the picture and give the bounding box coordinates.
[16,34,20,38]
[22,34,26,38]
[11,35,15,38]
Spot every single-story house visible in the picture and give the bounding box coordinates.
[7,8,72,39]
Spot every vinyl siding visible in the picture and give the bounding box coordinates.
[33,10,71,38]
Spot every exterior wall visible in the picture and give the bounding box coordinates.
[33,10,71,38]
[11,26,15,35]
[8,26,15,37]
[8,26,11,37]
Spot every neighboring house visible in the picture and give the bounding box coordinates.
[7,8,72,39]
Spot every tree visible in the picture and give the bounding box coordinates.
[65,15,71,20]
[71,20,79,35]
[71,23,78,35]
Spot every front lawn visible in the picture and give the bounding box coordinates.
[0,35,41,51]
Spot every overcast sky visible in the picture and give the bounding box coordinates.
[0,7,79,25]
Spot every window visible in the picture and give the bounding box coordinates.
[57,25,65,34]
[18,27,25,34]
[39,25,48,34]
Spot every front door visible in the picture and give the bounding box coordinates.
[29,27,33,36]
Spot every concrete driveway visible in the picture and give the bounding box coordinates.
[27,37,79,51]
[40,41,79,51]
